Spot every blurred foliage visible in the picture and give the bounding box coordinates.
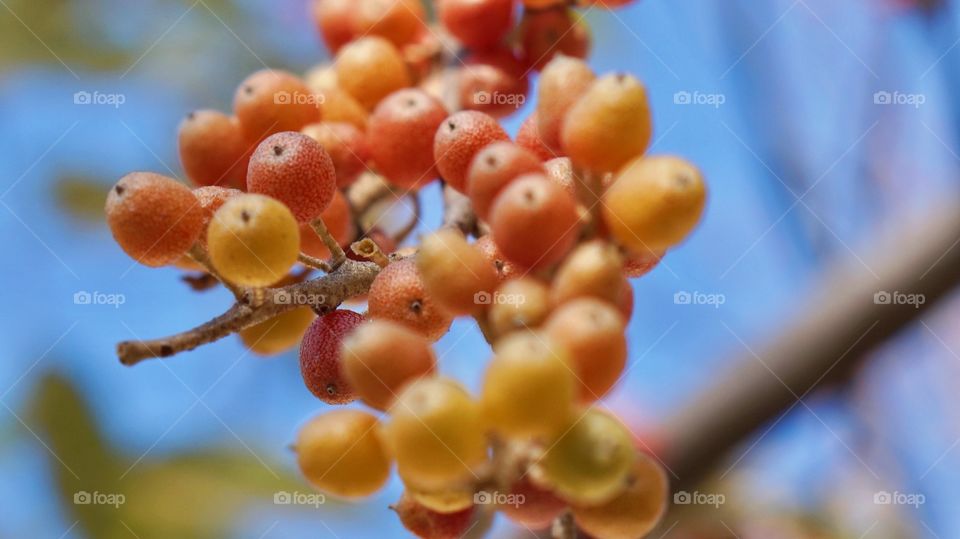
[55,176,109,224]
[26,372,329,539]
[0,0,240,74]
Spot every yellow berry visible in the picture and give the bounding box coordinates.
[207,194,300,287]
[239,307,315,356]
[296,409,392,498]
[602,155,706,253]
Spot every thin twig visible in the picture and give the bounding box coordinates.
[187,243,245,299]
[311,216,346,269]
[117,259,381,366]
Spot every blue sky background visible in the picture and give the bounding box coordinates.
[2,0,960,537]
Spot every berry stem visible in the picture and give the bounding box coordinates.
[311,216,347,269]
[116,259,381,365]
[298,252,333,273]
[350,238,390,268]
[187,242,246,298]
[551,510,576,539]
[442,183,479,236]
[571,165,602,238]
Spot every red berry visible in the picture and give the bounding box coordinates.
[516,112,557,161]
[489,174,581,269]
[178,110,250,188]
[519,7,591,71]
[234,70,320,143]
[106,172,205,267]
[368,258,453,341]
[434,111,509,193]
[466,142,545,221]
[394,491,475,539]
[301,121,369,188]
[299,310,365,404]
[367,89,448,189]
[246,132,336,223]
[438,0,514,50]
[459,49,530,118]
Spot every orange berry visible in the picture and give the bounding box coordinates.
[301,122,368,188]
[467,142,546,221]
[246,131,337,223]
[178,110,250,188]
[394,491,475,539]
[623,248,664,278]
[561,73,653,172]
[367,89,448,189]
[572,452,669,539]
[434,111,510,193]
[193,185,242,247]
[516,112,557,161]
[353,0,426,49]
[106,172,204,267]
[341,320,437,411]
[416,229,499,316]
[537,55,595,152]
[602,155,706,252]
[310,0,357,53]
[475,235,520,281]
[233,70,320,143]
[543,298,627,401]
[296,409,392,498]
[489,174,581,269]
[368,258,453,341]
[334,37,412,111]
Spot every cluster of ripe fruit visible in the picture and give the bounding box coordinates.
[106,1,707,537]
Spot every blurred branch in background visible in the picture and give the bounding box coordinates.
[659,198,960,489]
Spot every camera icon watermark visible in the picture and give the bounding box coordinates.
[73,91,126,108]
[273,490,326,508]
[474,490,525,508]
[673,490,725,508]
[874,490,925,508]
[74,291,126,308]
[873,91,925,109]
[274,91,325,106]
[74,491,126,508]
[473,90,525,109]
[874,290,925,309]
[674,290,725,308]
[474,291,526,307]
[673,90,725,109]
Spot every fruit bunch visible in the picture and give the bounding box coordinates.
[107,1,707,537]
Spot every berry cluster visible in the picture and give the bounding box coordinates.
[107,1,707,537]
